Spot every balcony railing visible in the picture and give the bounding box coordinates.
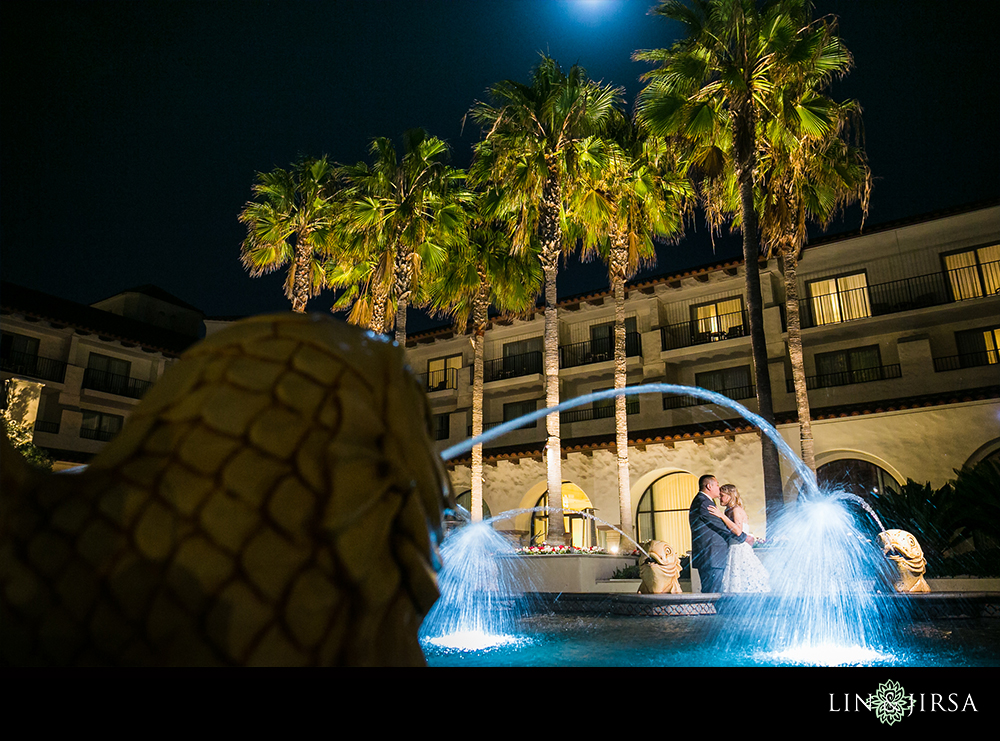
[660,311,748,351]
[785,364,902,392]
[418,367,459,393]
[798,263,1000,329]
[662,385,756,410]
[467,420,507,437]
[482,351,543,383]
[80,426,117,442]
[34,419,60,434]
[560,332,641,369]
[560,397,639,423]
[0,350,68,383]
[933,350,999,372]
[82,368,152,399]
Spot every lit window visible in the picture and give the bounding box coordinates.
[427,354,462,391]
[636,472,698,550]
[943,244,1000,300]
[956,326,1000,367]
[531,483,596,548]
[807,272,871,326]
[691,297,745,340]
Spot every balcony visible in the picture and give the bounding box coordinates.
[82,368,152,399]
[466,420,508,437]
[560,397,639,423]
[417,367,459,393]
[662,385,756,410]
[34,419,60,434]
[785,364,902,392]
[798,262,1000,329]
[560,332,641,369]
[1,350,68,383]
[660,311,748,351]
[80,426,117,442]
[933,350,999,372]
[482,351,542,383]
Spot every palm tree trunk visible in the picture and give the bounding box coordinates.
[782,248,816,472]
[734,102,784,526]
[470,278,489,523]
[370,277,388,334]
[539,171,565,545]
[290,235,311,313]
[393,243,413,347]
[610,238,633,551]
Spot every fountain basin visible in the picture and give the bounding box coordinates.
[507,554,635,593]
[422,594,1000,667]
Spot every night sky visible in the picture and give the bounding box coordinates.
[2,1,998,329]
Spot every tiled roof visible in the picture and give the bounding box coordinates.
[1,282,200,355]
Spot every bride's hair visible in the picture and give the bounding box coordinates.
[719,484,743,510]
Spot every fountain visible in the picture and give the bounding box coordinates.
[423,384,1000,667]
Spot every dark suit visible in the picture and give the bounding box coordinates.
[689,491,746,593]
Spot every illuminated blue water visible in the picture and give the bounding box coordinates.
[422,613,1000,667]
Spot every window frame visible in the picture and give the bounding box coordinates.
[689,296,745,340]
[80,409,125,442]
[426,353,463,392]
[693,364,755,401]
[502,399,537,429]
[940,243,1000,301]
[805,270,872,326]
[813,344,883,388]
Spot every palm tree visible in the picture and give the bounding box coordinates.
[239,156,340,312]
[570,117,692,546]
[469,55,622,544]
[760,92,871,472]
[428,209,542,522]
[336,130,468,342]
[636,0,848,521]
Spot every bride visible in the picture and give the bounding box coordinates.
[708,484,770,593]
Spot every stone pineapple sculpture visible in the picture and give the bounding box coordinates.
[1,314,453,666]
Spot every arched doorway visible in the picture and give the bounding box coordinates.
[635,471,698,556]
[817,458,902,499]
[531,482,596,547]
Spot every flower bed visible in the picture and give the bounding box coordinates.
[514,545,607,556]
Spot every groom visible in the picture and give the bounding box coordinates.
[689,474,747,593]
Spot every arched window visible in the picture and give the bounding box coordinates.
[817,459,901,500]
[635,472,698,554]
[531,483,595,548]
[454,490,491,521]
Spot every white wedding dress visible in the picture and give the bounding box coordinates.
[721,509,770,593]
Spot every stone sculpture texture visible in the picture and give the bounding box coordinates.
[1,314,453,666]
[638,540,683,594]
[879,528,932,593]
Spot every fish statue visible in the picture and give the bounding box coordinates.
[878,528,931,593]
[1,313,453,666]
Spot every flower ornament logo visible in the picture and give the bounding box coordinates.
[869,680,914,725]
